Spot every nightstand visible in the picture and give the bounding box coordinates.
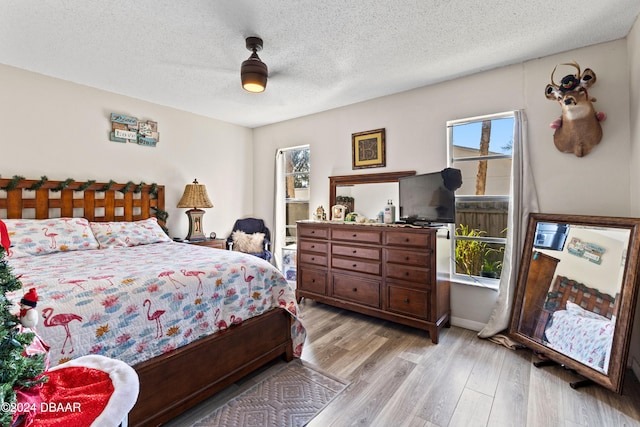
[185,238,227,249]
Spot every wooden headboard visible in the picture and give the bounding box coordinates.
[0,177,165,227]
[544,275,618,320]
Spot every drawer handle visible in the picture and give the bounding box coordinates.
[311,231,316,234]
[404,298,410,304]
[352,250,357,254]
[352,264,358,268]
[352,287,358,292]
[311,279,316,283]
[311,257,315,261]
[405,272,410,276]
[405,238,410,242]
[405,256,410,261]
[311,245,315,249]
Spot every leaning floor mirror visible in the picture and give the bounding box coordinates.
[509,213,640,393]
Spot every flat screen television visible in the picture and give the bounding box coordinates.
[398,168,461,226]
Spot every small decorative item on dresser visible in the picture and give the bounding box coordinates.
[313,206,326,221]
[331,205,347,221]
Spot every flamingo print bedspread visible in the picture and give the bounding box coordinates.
[7,242,305,367]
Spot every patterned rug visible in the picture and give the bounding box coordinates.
[193,360,349,427]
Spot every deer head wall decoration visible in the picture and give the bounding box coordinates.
[545,61,606,157]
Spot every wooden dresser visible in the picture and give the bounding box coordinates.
[296,221,450,343]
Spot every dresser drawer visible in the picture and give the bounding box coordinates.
[386,249,431,266]
[299,252,328,267]
[384,231,433,248]
[332,257,381,275]
[299,269,327,294]
[298,226,329,239]
[388,286,429,318]
[332,244,381,261]
[386,263,431,285]
[332,273,380,307]
[299,240,328,254]
[331,228,382,244]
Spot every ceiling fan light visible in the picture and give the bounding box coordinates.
[243,81,266,93]
[241,56,268,93]
[241,37,268,93]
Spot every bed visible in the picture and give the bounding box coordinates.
[534,275,617,373]
[0,177,305,426]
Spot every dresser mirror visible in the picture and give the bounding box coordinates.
[329,171,416,219]
[509,213,640,393]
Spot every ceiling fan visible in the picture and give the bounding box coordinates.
[240,36,268,93]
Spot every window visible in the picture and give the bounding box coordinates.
[447,112,514,286]
[283,146,310,245]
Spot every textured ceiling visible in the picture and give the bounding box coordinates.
[1,1,639,128]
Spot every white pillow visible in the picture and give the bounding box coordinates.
[4,218,99,258]
[232,231,265,253]
[566,300,609,321]
[90,217,171,248]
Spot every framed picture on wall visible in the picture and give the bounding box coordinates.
[352,128,386,169]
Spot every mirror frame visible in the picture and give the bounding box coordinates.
[509,213,640,393]
[329,170,416,210]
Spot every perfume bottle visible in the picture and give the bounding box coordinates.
[384,200,395,224]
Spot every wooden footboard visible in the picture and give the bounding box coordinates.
[130,307,293,426]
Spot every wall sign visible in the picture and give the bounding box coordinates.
[110,113,159,147]
[567,237,605,264]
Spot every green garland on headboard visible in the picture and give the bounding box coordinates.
[1,175,169,227]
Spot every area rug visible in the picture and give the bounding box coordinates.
[193,360,349,427]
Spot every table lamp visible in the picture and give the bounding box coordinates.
[176,179,213,241]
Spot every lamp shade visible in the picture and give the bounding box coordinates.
[177,179,213,209]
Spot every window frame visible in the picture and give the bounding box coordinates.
[447,111,515,288]
[283,145,310,246]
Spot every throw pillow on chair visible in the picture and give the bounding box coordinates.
[232,231,265,253]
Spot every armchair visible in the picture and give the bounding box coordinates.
[226,218,272,261]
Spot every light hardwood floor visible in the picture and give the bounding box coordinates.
[167,300,640,426]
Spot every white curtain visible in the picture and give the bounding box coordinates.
[478,110,539,340]
[273,149,286,270]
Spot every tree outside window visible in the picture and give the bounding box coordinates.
[448,113,514,284]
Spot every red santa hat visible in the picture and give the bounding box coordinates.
[0,219,9,252]
[21,288,38,308]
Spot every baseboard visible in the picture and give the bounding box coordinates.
[632,357,640,381]
[450,316,486,332]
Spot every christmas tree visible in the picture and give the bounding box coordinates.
[0,244,47,426]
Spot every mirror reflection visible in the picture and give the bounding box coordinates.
[510,213,640,393]
[518,221,629,374]
[328,171,416,222]
[335,182,399,219]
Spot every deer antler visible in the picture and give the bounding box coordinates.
[562,61,581,75]
[550,61,581,87]
[550,65,559,88]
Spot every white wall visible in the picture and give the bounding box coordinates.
[252,39,632,334]
[0,64,254,240]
